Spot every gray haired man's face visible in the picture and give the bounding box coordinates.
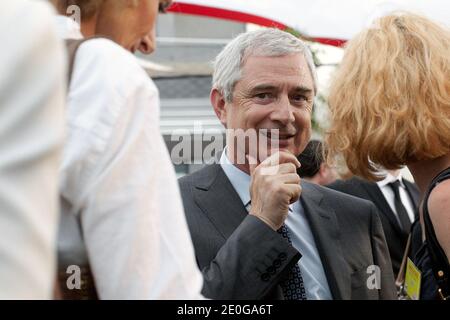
[222,53,315,162]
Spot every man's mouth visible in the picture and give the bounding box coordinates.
[261,130,296,141]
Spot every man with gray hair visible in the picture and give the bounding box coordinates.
[179,28,396,300]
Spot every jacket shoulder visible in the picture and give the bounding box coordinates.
[403,179,420,193]
[327,177,370,190]
[308,182,378,219]
[312,181,371,203]
[178,165,218,188]
[75,38,156,92]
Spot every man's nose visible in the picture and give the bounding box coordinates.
[138,32,156,55]
[271,96,295,125]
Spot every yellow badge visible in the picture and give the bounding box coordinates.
[405,258,422,300]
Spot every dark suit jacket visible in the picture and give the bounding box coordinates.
[179,164,396,300]
[327,177,420,276]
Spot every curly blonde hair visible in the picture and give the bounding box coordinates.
[325,12,450,180]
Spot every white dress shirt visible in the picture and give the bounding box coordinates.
[56,16,203,299]
[0,0,65,299]
[376,172,416,224]
[220,149,332,299]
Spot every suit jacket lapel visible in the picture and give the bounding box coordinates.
[361,181,404,235]
[192,166,356,299]
[193,164,248,240]
[404,181,421,220]
[301,182,351,300]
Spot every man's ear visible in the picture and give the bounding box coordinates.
[318,163,327,179]
[211,88,228,128]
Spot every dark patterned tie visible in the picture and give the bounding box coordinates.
[388,180,412,232]
[245,201,307,300]
[277,224,308,300]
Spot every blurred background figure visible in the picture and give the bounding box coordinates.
[0,0,65,299]
[328,169,420,277]
[326,13,450,299]
[297,140,338,186]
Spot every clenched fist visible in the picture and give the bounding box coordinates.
[247,151,302,230]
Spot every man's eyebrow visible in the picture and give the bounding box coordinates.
[292,86,314,94]
[249,85,314,95]
[249,84,278,92]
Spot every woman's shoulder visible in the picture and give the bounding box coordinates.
[428,178,450,212]
[427,178,450,260]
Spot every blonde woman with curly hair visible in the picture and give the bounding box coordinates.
[326,13,450,300]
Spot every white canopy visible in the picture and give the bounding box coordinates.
[169,0,450,46]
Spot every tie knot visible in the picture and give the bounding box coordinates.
[389,180,401,190]
[387,179,411,232]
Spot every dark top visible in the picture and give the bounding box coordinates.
[413,167,450,300]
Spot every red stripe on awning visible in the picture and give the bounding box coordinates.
[167,2,347,47]
[313,38,347,47]
[168,3,288,30]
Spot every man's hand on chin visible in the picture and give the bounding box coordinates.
[247,151,302,231]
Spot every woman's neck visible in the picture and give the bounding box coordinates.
[408,153,450,196]
[80,17,97,38]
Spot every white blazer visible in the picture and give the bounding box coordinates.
[56,16,204,299]
[0,0,66,299]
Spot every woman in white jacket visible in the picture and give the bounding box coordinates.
[51,0,204,299]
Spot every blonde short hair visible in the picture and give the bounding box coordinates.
[325,12,450,180]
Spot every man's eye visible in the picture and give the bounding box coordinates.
[291,94,307,102]
[291,95,311,106]
[255,93,273,100]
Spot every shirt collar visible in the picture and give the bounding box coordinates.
[219,147,251,207]
[54,15,84,40]
[377,171,405,188]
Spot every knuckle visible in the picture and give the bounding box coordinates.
[288,163,296,172]
[273,184,283,194]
